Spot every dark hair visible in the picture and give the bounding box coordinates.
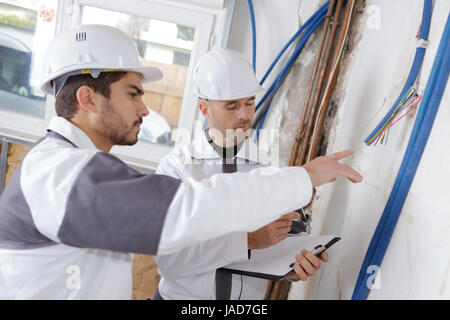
[54,71,127,120]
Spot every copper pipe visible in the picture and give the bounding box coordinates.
[269,0,348,301]
[267,1,338,300]
[307,0,355,162]
[269,281,282,300]
[289,0,336,166]
[267,281,282,300]
[267,0,356,302]
[273,2,337,300]
[295,0,345,167]
[270,0,344,300]
[264,279,273,300]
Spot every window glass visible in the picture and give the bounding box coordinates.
[81,5,195,146]
[0,0,57,118]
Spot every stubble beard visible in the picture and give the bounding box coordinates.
[100,99,140,146]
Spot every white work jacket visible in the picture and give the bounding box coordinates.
[0,117,312,299]
[154,130,312,300]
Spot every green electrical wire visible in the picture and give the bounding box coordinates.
[366,87,416,145]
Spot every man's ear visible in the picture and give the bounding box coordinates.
[76,85,97,113]
[198,100,209,119]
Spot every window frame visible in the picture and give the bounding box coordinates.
[0,0,235,170]
[0,0,63,143]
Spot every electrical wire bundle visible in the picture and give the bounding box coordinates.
[364,0,432,147]
[367,87,423,146]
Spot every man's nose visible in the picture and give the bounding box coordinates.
[237,104,250,120]
[138,100,150,117]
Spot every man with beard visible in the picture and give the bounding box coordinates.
[154,48,346,300]
[0,26,362,299]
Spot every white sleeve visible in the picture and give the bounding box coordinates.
[155,148,184,179]
[155,232,248,278]
[157,166,312,255]
[155,149,249,277]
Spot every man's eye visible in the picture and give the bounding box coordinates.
[130,92,138,98]
[227,104,237,110]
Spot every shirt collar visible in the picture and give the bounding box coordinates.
[47,117,100,151]
[190,129,271,165]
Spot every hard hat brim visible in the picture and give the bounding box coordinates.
[41,65,163,95]
[195,85,265,101]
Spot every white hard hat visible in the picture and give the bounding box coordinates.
[193,47,264,101]
[41,24,163,95]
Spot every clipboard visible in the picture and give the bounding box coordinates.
[218,235,341,281]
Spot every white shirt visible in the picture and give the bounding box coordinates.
[0,117,312,299]
[155,130,312,300]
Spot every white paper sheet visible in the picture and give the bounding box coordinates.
[220,235,340,280]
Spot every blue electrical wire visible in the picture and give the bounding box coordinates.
[352,10,449,300]
[364,0,432,145]
[254,5,328,140]
[259,1,330,86]
[256,3,329,112]
[248,0,257,72]
[255,14,326,138]
[255,11,327,139]
[255,8,327,115]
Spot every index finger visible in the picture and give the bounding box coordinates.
[328,149,354,161]
[338,163,363,183]
[301,250,321,269]
[319,252,328,262]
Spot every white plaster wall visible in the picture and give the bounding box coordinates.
[228,0,450,299]
[228,0,302,83]
[287,0,450,299]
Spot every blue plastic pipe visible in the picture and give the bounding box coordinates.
[254,7,327,140]
[259,1,330,85]
[352,12,450,300]
[355,0,433,294]
[248,0,257,72]
[256,3,329,112]
[255,14,326,139]
[364,0,432,145]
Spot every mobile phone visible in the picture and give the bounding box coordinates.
[285,237,341,281]
[310,237,341,256]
